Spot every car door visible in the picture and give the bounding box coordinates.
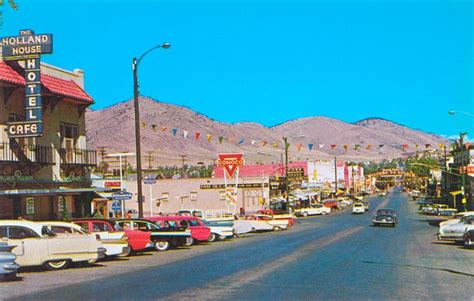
[4,226,47,267]
[47,226,90,255]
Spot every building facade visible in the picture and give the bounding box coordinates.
[0,60,96,220]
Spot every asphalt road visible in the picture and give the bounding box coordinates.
[1,188,473,300]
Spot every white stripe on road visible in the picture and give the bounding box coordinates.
[163,226,364,300]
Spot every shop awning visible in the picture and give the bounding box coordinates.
[0,187,111,196]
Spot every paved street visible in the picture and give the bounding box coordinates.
[1,189,473,300]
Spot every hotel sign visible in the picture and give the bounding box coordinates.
[2,29,53,138]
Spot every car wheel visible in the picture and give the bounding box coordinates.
[154,241,170,251]
[208,233,217,242]
[185,237,195,246]
[217,235,226,241]
[44,259,70,271]
[303,212,308,217]
[117,247,132,257]
[273,226,282,231]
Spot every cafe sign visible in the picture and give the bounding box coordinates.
[2,29,53,138]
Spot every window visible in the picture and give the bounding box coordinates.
[8,227,39,239]
[0,226,7,238]
[74,222,89,232]
[50,226,74,234]
[136,222,150,231]
[92,222,113,232]
[59,123,79,150]
[8,113,17,122]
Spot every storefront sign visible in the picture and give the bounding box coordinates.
[112,191,133,201]
[26,197,35,215]
[104,181,121,188]
[200,183,269,189]
[217,153,244,178]
[287,167,305,181]
[3,30,53,138]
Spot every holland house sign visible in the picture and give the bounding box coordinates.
[2,29,53,138]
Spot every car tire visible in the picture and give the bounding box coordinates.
[154,241,170,251]
[273,226,282,231]
[217,235,226,241]
[185,237,194,246]
[303,212,308,217]
[44,259,70,271]
[208,233,217,242]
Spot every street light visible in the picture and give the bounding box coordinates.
[106,152,135,217]
[448,110,474,119]
[132,42,171,218]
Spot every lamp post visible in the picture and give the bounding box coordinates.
[106,152,135,217]
[132,42,170,218]
[448,110,474,119]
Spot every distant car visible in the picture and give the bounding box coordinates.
[116,219,191,251]
[245,214,289,231]
[0,241,19,279]
[376,208,397,220]
[0,220,103,270]
[463,228,474,248]
[438,216,474,241]
[352,203,365,214]
[323,199,340,210]
[379,192,386,197]
[295,204,331,217]
[147,216,211,246]
[373,214,396,227]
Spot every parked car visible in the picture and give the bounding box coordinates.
[437,216,474,241]
[39,221,106,260]
[440,212,474,227]
[372,213,397,227]
[115,219,190,251]
[147,216,211,246]
[352,203,365,214]
[256,209,295,227]
[233,218,256,235]
[0,220,102,270]
[322,199,340,210]
[245,214,289,231]
[72,219,151,256]
[295,204,331,217]
[178,209,234,227]
[0,241,19,279]
[463,228,474,248]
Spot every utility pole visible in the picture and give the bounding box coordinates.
[334,156,337,195]
[144,151,154,169]
[179,155,187,178]
[283,137,290,214]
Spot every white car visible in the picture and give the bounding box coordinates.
[439,212,474,227]
[39,221,106,260]
[245,214,289,231]
[438,216,474,241]
[295,204,331,217]
[0,220,103,270]
[352,203,365,214]
[205,225,234,242]
[233,219,256,235]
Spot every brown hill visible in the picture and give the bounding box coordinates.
[86,97,449,166]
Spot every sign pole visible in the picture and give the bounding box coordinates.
[119,155,124,218]
[149,184,153,217]
[234,167,239,215]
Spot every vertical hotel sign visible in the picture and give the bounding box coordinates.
[2,29,53,138]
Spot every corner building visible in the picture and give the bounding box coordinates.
[0,60,96,220]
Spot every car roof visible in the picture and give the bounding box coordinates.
[147,216,199,221]
[0,220,44,235]
[39,221,83,231]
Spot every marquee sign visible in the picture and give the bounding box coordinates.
[217,153,244,178]
[2,29,53,138]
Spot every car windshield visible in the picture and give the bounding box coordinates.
[189,220,200,226]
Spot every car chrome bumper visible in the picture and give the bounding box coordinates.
[3,262,20,272]
[98,247,107,259]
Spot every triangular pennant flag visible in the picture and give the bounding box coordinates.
[183,130,189,139]
[402,144,409,150]
[262,141,268,146]
[425,144,431,149]
[343,144,348,152]
[272,142,280,148]
[318,144,325,149]
[195,132,201,140]
[251,140,256,145]
[171,128,177,136]
[308,144,314,151]
[379,144,384,148]
[414,144,419,149]
[218,136,224,144]
[354,144,361,150]
[296,143,303,152]
[151,124,157,131]
[438,143,444,150]
[239,138,245,145]
[161,126,168,132]
[206,134,212,142]
[331,144,337,149]
[366,144,372,150]
[141,121,147,129]
[465,142,472,149]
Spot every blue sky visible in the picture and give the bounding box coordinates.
[1,0,472,137]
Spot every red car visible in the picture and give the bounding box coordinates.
[72,219,152,255]
[147,216,210,246]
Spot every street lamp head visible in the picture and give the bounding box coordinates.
[161,42,171,49]
[448,110,456,115]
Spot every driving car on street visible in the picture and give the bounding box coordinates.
[352,203,365,214]
[373,213,397,227]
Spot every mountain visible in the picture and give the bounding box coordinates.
[85,97,449,166]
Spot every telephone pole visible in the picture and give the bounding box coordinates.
[144,151,154,169]
[179,155,187,178]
